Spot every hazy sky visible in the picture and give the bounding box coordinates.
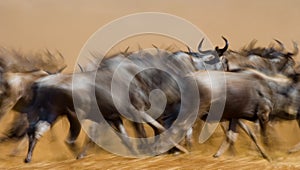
[1,0,300,70]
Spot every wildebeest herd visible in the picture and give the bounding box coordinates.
[0,37,300,163]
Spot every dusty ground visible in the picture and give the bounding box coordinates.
[1,117,300,169]
[1,0,300,169]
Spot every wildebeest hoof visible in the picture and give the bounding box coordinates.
[213,154,220,158]
[173,151,181,155]
[288,149,296,154]
[76,154,85,159]
[24,158,31,163]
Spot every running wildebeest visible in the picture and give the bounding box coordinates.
[222,40,298,77]
[189,68,298,161]
[0,48,67,141]
[22,37,297,162]
[22,38,229,162]
[210,40,299,160]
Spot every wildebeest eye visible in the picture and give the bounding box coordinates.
[202,55,215,62]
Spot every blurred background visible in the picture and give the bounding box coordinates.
[1,0,300,70]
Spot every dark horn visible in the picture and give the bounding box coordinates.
[198,38,205,52]
[273,39,284,51]
[152,44,158,49]
[198,38,212,54]
[56,65,67,73]
[124,46,130,54]
[215,36,228,56]
[186,45,192,53]
[77,64,84,72]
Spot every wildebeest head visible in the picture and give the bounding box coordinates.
[184,37,228,71]
[241,40,298,76]
[222,40,298,77]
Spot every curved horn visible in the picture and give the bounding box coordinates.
[186,45,192,53]
[273,39,284,51]
[292,41,298,56]
[151,44,161,54]
[286,41,299,57]
[198,38,211,54]
[152,44,158,49]
[124,46,130,54]
[77,64,84,72]
[198,38,204,52]
[56,65,67,73]
[247,39,257,50]
[215,36,229,56]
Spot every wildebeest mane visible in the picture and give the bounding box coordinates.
[240,39,298,59]
[0,47,66,74]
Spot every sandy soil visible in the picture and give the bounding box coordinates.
[1,0,300,169]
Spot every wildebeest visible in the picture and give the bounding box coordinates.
[0,48,66,141]
[209,40,299,160]
[23,54,134,162]
[222,40,298,77]
[11,37,300,163]
[22,38,229,162]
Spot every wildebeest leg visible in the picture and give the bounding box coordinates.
[24,131,37,163]
[146,123,162,153]
[65,111,81,144]
[24,120,51,163]
[77,121,97,159]
[139,110,189,154]
[213,119,238,158]
[77,137,94,159]
[185,127,193,150]
[237,120,271,162]
[220,121,229,134]
[63,111,81,157]
[132,122,147,138]
[113,119,138,155]
[76,123,97,159]
[257,102,271,146]
[148,123,161,137]
[258,117,269,146]
[131,122,150,154]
